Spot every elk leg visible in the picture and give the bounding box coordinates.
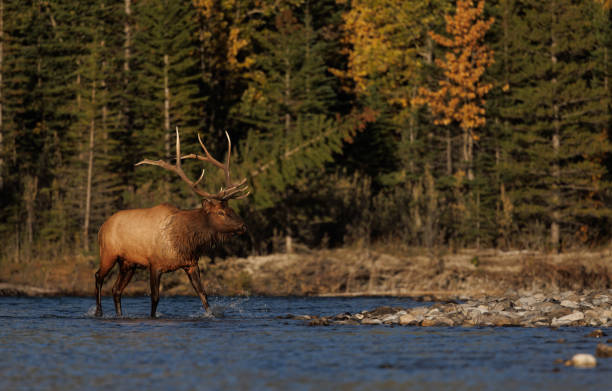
[112,264,135,316]
[185,265,210,313]
[94,270,105,317]
[149,267,162,318]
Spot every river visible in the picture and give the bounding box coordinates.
[0,296,610,390]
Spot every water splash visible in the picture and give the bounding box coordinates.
[220,296,251,316]
[85,305,98,317]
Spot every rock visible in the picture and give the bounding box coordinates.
[421,317,454,327]
[381,314,399,324]
[583,310,604,325]
[548,307,573,319]
[361,318,382,325]
[420,318,437,327]
[367,306,397,317]
[334,319,360,325]
[410,307,430,317]
[518,296,537,307]
[436,317,455,327]
[485,314,517,327]
[533,293,546,302]
[565,353,597,368]
[490,300,511,312]
[586,329,607,338]
[399,313,418,326]
[308,317,329,326]
[332,312,352,321]
[532,302,563,314]
[595,343,612,358]
[560,300,579,309]
[551,311,584,327]
[354,313,364,320]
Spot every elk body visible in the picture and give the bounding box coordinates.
[95,129,249,317]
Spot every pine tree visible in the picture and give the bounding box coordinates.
[236,2,352,250]
[499,0,612,249]
[131,0,203,205]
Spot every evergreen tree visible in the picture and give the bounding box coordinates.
[236,2,351,249]
[131,0,203,204]
[499,0,612,249]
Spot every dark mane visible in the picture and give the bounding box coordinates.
[166,209,230,261]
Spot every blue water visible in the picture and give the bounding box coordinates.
[0,296,610,391]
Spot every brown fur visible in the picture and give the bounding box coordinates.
[95,199,246,317]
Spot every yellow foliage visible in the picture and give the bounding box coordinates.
[413,0,494,131]
[192,0,257,73]
[335,0,445,115]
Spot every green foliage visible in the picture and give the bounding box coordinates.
[1,0,612,261]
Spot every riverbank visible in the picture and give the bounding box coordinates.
[1,247,611,299]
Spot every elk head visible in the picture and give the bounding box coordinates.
[136,127,250,235]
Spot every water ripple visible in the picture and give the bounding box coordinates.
[0,296,610,391]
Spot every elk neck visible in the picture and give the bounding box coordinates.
[165,208,230,262]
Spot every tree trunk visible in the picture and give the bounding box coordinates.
[446,128,452,176]
[550,0,560,252]
[164,53,170,157]
[124,0,131,75]
[24,176,38,257]
[163,53,171,199]
[284,45,292,252]
[84,81,96,252]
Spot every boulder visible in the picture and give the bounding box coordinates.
[560,300,579,309]
[399,313,418,326]
[551,311,584,327]
[565,353,597,368]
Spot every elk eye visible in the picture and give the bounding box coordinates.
[217,211,225,216]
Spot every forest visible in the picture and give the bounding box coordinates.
[0,0,611,262]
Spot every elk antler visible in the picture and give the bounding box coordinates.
[136,127,249,201]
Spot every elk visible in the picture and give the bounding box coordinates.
[95,128,249,317]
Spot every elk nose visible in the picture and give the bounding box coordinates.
[240,224,247,234]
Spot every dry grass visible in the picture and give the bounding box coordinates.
[1,247,611,299]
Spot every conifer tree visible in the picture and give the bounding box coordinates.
[499,0,611,249]
[236,2,351,250]
[131,0,203,204]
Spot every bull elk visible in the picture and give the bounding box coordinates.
[95,128,249,317]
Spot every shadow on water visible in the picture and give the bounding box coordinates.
[1,296,610,391]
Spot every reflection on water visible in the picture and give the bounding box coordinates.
[0,296,610,391]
